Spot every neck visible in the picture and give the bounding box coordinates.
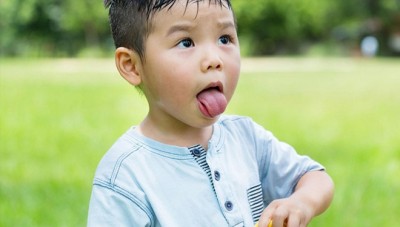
[137,116,213,149]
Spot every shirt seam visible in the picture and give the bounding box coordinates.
[93,178,155,225]
[124,132,194,160]
[110,146,141,184]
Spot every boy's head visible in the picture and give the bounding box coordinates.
[107,0,241,131]
[104,0,233,60]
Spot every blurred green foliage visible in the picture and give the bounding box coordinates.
[233,0,400,55]
[0,0,399,57]
[0,0,112,57]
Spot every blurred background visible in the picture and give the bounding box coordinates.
[1,0,400,58]
[1,0,400,226]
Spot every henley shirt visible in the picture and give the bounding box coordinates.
[88,115,324,226]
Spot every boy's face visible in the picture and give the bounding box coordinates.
[139,0,240,130]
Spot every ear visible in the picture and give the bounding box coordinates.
[115,47,142,86]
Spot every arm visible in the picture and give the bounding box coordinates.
[258,170,334,227]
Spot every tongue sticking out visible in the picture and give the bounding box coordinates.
[197,88,227,118]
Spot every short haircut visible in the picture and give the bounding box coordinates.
[104,0,233,60]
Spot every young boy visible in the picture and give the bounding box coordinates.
[88,0,334,226]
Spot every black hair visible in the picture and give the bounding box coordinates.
[104,0,232,60]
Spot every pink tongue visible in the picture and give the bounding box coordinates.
[197,88,227,118]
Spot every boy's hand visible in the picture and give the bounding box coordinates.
[257,197,312,227]
[256,171,334,227]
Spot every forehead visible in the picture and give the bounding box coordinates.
[149,0,231,15]
[149,0,234,28]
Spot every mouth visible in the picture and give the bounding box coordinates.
[196,81,227,118]
[197,81,224,96]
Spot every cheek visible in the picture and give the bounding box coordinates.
[155,67,194,101]
[224,57,241,101]
[227,74,239,100]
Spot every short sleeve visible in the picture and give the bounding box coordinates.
[249,121,324,205]
[87,183,153,227]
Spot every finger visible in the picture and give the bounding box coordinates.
[258,207,275,227]
[270,206,288,227]
[258,217,272,227]
[287,216,299,227]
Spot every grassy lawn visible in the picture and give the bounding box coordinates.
[1,57,399,226]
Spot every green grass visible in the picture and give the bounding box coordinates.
[1,57,399,226]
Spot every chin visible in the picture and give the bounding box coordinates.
[196,115,221,128]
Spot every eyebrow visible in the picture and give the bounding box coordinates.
[166,20,236,37]
[166,23,194,36]
[217,20,236,30]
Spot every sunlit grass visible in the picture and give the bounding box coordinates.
[1,57,399,226]
[0,59,147,226]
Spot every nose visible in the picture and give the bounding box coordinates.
[200,46,223,72]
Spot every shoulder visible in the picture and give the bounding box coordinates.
[92,126,192,189]
[91,127,157,197]
[101,138,141,167]
[217,115,274,140]
[89,127,155,223]
[217,114,256,131]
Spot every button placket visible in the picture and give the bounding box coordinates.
[208,162,235,214]
[206,129,244,225]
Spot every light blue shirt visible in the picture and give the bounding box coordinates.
[88,115,324,227]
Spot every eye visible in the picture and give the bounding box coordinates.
[218,35,232,45]
[177,38,194,48]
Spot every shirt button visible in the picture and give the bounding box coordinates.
[214,171,220,181]
[224,201,233,211]
[191,148,201,157]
